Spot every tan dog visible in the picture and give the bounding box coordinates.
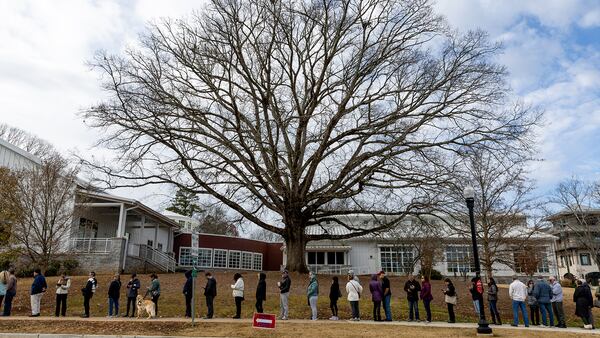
[136,295,156,319]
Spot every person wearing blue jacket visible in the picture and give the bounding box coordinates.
[124,273,140,317]
[307,272,319,320]
[533,276,554,327]
[183,270,193,318]
[30,268,47,317]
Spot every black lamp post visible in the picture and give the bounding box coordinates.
[464,185,492,335]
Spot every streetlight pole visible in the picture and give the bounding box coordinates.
[464,185,492,335]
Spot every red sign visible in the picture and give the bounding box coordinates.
[252,313,276,329]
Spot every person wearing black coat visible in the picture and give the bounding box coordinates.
[81,271,97,318]
[183,270,194,318]
[124,273,141,317]
[329,276,342,320]
[255,273,267,313]
[404,275,421,321]
[107,274,121,317]
[573,279,594,329]
[203,272,217,319]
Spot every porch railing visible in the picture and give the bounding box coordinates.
[135,244,176,272]
[308,264,353,275]
[68,238,113,253]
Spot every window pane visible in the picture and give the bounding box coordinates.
[228,251,240,269]
[316,252,325,265]
[336,252,345,265]
[213,249,227,268]
[308,252,316,265]
[327,252,336,265]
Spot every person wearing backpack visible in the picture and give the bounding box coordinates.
[346,273,363,321]
[329,276,342,320]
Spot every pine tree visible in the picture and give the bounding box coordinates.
[166,189,201,217]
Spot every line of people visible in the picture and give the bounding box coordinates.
[1,267,598,328]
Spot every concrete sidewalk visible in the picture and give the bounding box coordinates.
[0,316,599,336]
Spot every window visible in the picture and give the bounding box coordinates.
[327,252,345,265]
[179,247,199,266]
[213,249,227,268]
[78,218,98,238]
[380,246,414,274]
[307,251,326,265]
[147,240,154,247]
[157,243,163,251]
[228,251,241,269]
[581,253,592,266]
[253,253,263,271]
[241,252,253,270]
[445,246,474,273]
[178,220,186,227]
[198,248,212,267]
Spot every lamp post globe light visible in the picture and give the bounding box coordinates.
[464,185,492,335]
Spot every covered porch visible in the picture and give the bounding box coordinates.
[68,190,178,272]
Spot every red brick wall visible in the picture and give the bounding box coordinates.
[174,233,283,271]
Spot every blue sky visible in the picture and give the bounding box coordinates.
[1,0,600,207]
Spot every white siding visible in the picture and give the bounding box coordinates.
[0,139,41,170]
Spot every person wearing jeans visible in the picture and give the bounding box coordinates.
[379,271,392,321]
[124,274,140,317]
[487,277,501,325]
[307,272,319,320]
[532,275,554,327]
[278,270,291,320]
[107,274,121,317]
[509,276,529,327]
[346,274,363,321]
[404,274,421,321]
[420,276,433,323]
[549,276,566,328]
[2,268,17,316]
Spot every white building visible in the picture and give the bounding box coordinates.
[547,209,600,279]
[0,137,179,273]
[289,214,558,281]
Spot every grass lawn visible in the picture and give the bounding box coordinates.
[5,271,586,327]
[0,320,592,338]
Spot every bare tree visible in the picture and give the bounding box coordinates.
[0,123,55,159]
[0,155,79,270]
[249,227,283,242]
[549,178,600,273]
[0,168,19,246]
[196,204,240,236]
[514,244,546,278]
[82,0,537,271]
[440,146,546,279]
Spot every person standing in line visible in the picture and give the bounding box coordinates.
[574,279,594,329]
[278,269,291,320]
[108,274,121,317]
[307,271,319,320]
[487,277,501,325]
[30,268,47,317]
[231,273,244,319]
[549,276,566,328]
[255,272,267,314]
[329,276,341,320]
[146,273,161,317]
[379,271,392,321]
[420,276,433,323]
[55,273,70,317]
[369,274,383,322]
[183,270,193,318]
[533,275,554,327]
[526,279,539,326]
[81,271,97,318]
[124,273,140,317]
[442,278,457,323]
[508,276,529,327]
[469,277,483,315]
[403,274,421,322]
[346,273,363,321]
[203,272,217,319]
[0,271,8,314]
[2,268,17,316]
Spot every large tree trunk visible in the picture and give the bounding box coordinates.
[284,227,309,273]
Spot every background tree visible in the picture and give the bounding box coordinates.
[166,188,202,217]
[440,145,545,279]
[249,227,283,242]
[0,123,55,159]
[513,244,546,278]
[197,204,239,236]
[549,177,600,273]
[0,155,79,270]
[0,168,20,246]
[82,0,537,271]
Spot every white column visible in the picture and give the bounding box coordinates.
[117,203,126,237]
[154,223,159,250]
[167,228,173,253]
[140,215,145,245]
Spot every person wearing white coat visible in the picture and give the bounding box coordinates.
[55,274,71,317]
[231,273,245,319]
[346,274,363,321]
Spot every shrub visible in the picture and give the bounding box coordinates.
[0,249,20,270]
[419,268,443,280]
[45,260,62,277]
[560,278,575,288]
[61,259,79,275]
